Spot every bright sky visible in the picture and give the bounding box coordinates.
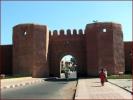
[1,1,132,45]
[61,55,73,62]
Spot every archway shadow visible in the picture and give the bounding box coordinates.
[44,77,77,82]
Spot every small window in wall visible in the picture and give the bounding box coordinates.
[24,31,27,36]
[103,28,107,32]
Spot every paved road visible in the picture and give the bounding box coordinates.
[75,78,132,99]
[2,77,132,100]
[61,71,77,78]
[1,79,77,99]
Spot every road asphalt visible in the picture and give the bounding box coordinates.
[1,78,77,99]
[1,77,132,99]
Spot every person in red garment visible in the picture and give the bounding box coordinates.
[99,68,106,86]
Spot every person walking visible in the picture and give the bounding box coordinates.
[99,69,106,86]
[104,68,108,82]
[64,65,70,80]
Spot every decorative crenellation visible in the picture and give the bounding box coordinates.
[49,29,85,37]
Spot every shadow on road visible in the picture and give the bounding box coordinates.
[44,77,77,82]
[93,82,100,83]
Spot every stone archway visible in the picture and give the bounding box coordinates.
[60,54,77,79]
[49,51,85,77]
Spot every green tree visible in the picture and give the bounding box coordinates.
[70,57,76,64]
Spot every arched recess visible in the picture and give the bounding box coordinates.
[49,50,86,77]
[59,54,78,78]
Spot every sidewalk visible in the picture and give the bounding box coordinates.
[108,79,132,93]
[75,78,132,99]
[1,77,44,89]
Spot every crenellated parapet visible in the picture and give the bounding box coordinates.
[49,29,85,37]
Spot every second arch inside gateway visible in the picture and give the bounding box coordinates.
[60,55,77,79]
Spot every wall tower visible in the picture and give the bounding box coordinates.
[85,22,125,76]
[13,24,49,77]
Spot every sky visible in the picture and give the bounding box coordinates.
[61,55,73,62]
[1,1,132,45]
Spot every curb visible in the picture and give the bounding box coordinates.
[74,79,79,99]
[73,78,78,100]
[1,79,44,90]
[108,81,132,94]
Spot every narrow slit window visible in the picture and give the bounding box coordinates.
[24,31,27,36]
[103,28,107,32]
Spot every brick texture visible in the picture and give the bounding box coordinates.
[13,24,49,77]
[0,22,130,77]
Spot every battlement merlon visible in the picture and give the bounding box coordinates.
[49,29,85,37]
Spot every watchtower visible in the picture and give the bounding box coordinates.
[85,22,125,76]
[13,24,49,77]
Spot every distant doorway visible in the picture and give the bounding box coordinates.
[60,55,77,79]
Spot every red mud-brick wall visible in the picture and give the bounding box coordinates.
[32,24,49,77]
[1,22,128,78]
[97,23,115,75]
[0,45,12,75]
[49,29,86,77]
[112,24,125,74]
[124,42,132,73]
[85,22,125,76]
[13,24,34,76]
[13,24,49,77]
[85,23,99,76]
